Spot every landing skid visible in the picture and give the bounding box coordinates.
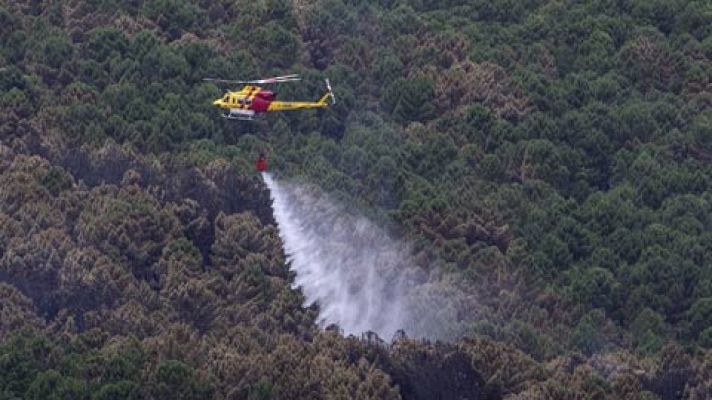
[222,113,255,121]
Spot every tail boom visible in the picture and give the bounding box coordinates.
[265,79,335,111]
[267,101,328,111]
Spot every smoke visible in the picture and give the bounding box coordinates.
[263,173,451,340]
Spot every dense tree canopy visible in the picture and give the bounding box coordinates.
[1,0,711,398]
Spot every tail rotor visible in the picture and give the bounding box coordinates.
[325,79,336,105]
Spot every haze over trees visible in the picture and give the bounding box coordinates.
[0,0,711,398]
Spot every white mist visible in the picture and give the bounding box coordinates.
[263,172,424,340]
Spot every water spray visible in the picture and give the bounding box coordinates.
[264,173,426,338]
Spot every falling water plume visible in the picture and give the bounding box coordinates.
[262,173,452,340]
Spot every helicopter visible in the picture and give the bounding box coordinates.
[203,74,335,121]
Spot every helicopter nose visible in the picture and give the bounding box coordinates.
[213,99,221,106]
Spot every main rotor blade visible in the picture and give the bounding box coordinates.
[255,74,302,83]
[203,74,301,85]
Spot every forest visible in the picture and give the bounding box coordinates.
[0,0,711,398]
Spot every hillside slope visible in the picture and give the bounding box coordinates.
[1,0,711,398]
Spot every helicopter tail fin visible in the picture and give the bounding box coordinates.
[318,79,335,105]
